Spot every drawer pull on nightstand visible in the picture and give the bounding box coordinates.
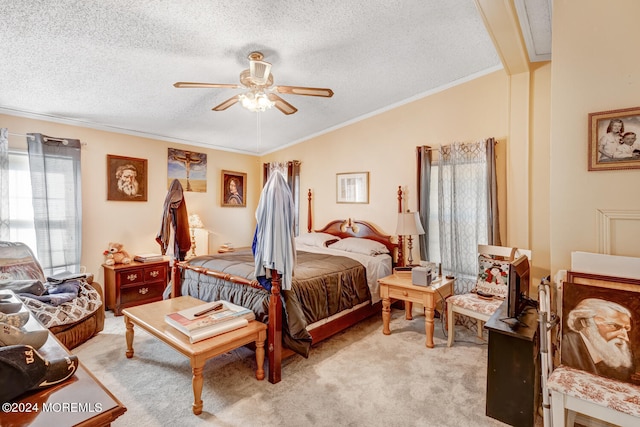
[127,273,138,282]
[139,287,149,295]
[150,270,159,278]
[403,291,408,297]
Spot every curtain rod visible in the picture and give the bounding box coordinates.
[7,132,87,146]
[420,138,498,152]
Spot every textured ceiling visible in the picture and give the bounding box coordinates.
[0,0,551,155]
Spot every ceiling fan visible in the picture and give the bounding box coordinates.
[174,51,334,115]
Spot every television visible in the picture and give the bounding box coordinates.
[507,254,531,320]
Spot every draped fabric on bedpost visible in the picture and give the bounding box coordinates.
[27,133,82,275]
[254,169,295,384]
[437,139,498,294]
[263,161,301,236]
[0,129,9,241]
[416,146,432,262]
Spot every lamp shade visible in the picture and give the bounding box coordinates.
[188,213,204,229]
[395,212,425,236]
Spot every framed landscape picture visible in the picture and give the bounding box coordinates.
[221,170,246,207]
[588,106,640,171]
[107,155,147,201]
[336,172,369,204]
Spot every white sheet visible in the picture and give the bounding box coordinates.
[295,243,392,304]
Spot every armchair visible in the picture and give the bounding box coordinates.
[446,244,532,347]
[0,241,104,349]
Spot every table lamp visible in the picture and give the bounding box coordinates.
[395,211,425,266]
[188,213,204,258]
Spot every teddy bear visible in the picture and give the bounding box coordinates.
[103,242,132,266]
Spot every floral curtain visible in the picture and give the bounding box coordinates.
[437,138,500,294]
[27,133,83,275]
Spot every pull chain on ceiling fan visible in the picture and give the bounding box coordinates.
[174,51,334,115]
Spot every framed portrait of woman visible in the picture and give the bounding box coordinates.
[589,106,640,171]
[221,170,246,207]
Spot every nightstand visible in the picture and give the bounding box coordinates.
[378,273,454,348]
[103,259,169,316]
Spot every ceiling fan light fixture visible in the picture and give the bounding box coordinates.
[239,90,274,112]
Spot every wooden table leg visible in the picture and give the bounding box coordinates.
[255,331,266,381]
[382,297,391,335]
[405,301,413,320]
[424,306,435,348]
[191,361,204,415]
[124,315,134,358]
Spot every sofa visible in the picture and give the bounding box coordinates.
[0,241,104,349]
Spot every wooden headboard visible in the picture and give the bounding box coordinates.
[315,219,397,258]
[306,186,403,265]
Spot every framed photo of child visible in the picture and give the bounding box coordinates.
[588,106,640,171]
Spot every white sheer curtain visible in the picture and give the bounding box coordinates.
[437,138,499,294]
[0,129,8,240]
[27,133,83,275]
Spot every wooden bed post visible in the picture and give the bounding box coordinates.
[307,188,313,233]
[267,269,282,384]
[397,186,404,267]
[171,259,182,298]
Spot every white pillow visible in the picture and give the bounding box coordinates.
[295,232,340,248]
[328,237,389,256]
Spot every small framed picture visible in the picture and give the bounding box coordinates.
[107,155,147,201]
[336,172,369,204]
[588,106,640,171]
[221,170,246,207]
[167,148,207,192]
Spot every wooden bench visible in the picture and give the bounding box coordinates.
[547,365,640,427]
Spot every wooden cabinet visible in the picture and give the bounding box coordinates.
[485,302,540,427]
[103,259,169,315]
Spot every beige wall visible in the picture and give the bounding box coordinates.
[2,114,260,283]
[263,70,515,262]
[549,0,640,275]
[2,66,555,291]
[21,0,637,294]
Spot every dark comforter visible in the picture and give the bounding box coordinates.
[179,249,371,357]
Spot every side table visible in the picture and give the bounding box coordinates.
[103,258,169,315]
[378,274,454,348]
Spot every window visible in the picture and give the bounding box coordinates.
[7,150,37,251]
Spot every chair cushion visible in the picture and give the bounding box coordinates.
[472,254,510,298]
[447,293,504,315]
[548,365,640,418]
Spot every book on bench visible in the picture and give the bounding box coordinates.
[165,300,255,343]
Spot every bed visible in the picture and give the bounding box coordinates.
[171,190,402,383]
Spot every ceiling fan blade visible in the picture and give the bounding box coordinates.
[212,95,240,111]
[174,82,241,89]
[274,86,334,97]
[268,94,298,115]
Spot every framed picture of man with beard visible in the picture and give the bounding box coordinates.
[107,154,148,201]
[561,272,640,386]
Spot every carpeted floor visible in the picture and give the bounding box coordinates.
[73,307,512,427]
